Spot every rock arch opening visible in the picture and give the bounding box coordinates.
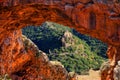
[0,2,120,80]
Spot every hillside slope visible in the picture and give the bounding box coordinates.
[22,22,108,74]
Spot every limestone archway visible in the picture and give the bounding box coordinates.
[0,0,120,80]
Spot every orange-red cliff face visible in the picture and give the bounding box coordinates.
[0,0,120,80]
[0,30,69,80]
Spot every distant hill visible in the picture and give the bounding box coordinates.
[22,21,108,74]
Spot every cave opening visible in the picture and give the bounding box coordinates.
[22,21,108,78]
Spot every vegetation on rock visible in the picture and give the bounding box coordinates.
[22,22,108,74]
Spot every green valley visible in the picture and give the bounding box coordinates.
[22,22,108,74]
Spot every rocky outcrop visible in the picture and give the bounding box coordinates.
[100,61,112,80]
[113,61,120,80]
[0,0,120,46]
[61,31,74,48]
[68,72,77,80]
[0,30,69,80]
[0,0,120,80]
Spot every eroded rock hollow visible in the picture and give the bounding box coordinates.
[0,0,120,80]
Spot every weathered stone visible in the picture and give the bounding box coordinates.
[61,31,74,48]
[0,0,120,80]
[0,31,68,80]
[113,61,120,80]
[65,4,74,17]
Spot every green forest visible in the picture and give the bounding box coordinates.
[22,21,108,74]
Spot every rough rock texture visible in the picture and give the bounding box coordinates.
[0,31,69,80]
[61,31,74,48]
[0,0,120,80]
[100,61,113,80]
[113,61,120,80]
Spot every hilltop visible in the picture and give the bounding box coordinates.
[22,22,108,74]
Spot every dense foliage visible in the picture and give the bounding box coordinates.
[72,30,108,58]
[22,22,108,74]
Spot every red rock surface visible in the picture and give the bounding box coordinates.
[0,31,69,80]
[0,0,120,80]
